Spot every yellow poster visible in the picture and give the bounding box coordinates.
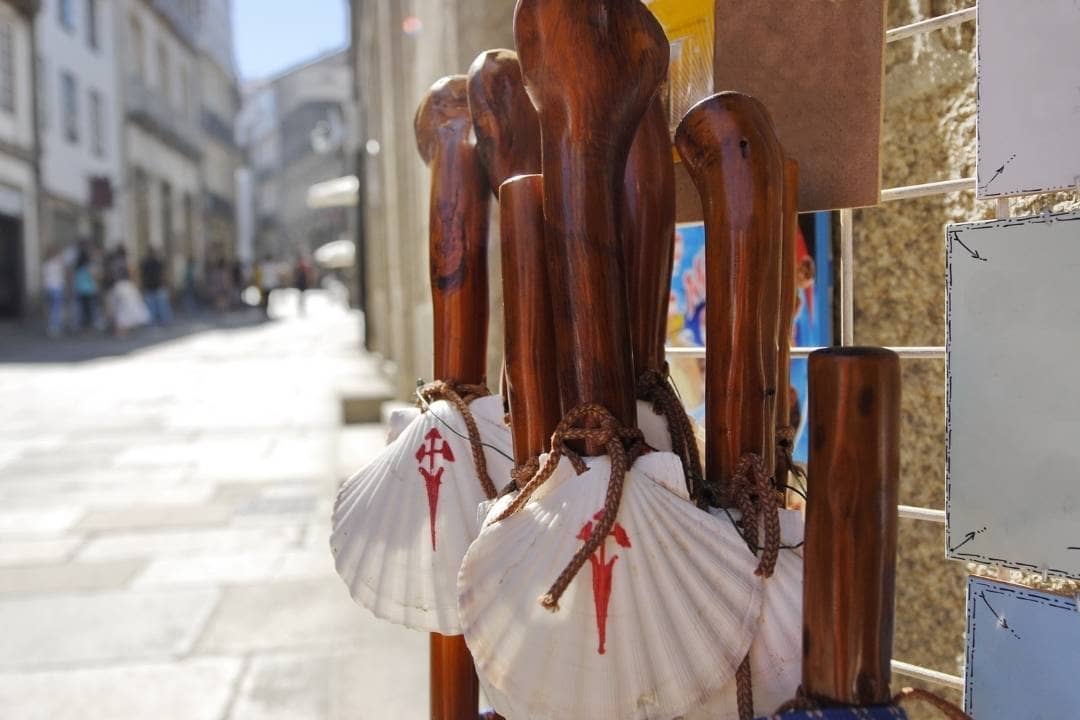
[643,0,715,133]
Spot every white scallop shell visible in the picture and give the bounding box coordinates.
[683,509,804,719]
[458,450,765,720]
[637,399,673,451]
[331,395,512,634]
[386,406,420,443]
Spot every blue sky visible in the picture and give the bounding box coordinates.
[233,0,348,82]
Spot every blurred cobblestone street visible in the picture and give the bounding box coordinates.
[0,293,427,719]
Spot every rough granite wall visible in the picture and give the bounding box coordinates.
[864,1,1078,705]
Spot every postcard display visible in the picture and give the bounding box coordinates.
[947,3,1080,715]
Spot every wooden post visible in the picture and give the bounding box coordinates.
[622,94,676,377]
[776,158,799,489]
[415,75,490,720]
[805,347,901,706]
[675,92,784,500]
[467,49,542,196]
[515,0,669,431]
[500,174,560,463]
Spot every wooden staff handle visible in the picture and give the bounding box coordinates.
[415,75,491,386]
[623,94,676,377]
[467,49,542,196]
[776,158,799,486]
[675,92,784,500]
[416,76,490,720]
[500,174,561,463]
[804,347,901,706]
[515,0,669,429]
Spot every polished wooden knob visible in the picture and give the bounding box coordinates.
[500,174,560,463]
[804,347,901,706]
[675,92,784,499]
[467,49,541,196]
[415,76,491,385]
[515,0,669,429]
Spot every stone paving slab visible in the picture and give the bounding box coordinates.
[0,657,244,720]
[78,525,303,562]
[0,507,85,536]
[74,503,234,532]
[0,559,144,596]
[133,553,282,588]
[0,537,83,566]
[0,588,220,670]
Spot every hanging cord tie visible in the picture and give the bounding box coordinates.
[416,380,497,500]
[772,686,972,719]
[729,453,784,578]
[776,426,807,492]
[491,403,647,611]
[637,363,705,503]
[501,456,540,497]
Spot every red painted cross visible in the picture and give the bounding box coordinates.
[416,428,455,551]
[577,510,632,655]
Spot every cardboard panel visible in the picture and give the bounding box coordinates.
[977,1,1080,198]
[713,0,885,211]
[946,210,1080,580]
[965,577,1080,717]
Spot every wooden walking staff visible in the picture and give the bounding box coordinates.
[467,50,542,196]
[804,347,900,706]
[414,75,490,720]
[675,92,785,506]
[776,159,800,494]
[515,0,670,431]
[500,174,560,479]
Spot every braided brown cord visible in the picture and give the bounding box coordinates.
[735,654,754,720]
[509,456,540,493]
[637,365,705,502]
[729,453,784,578]
[490,403,647,611]
[776,426,807,488]
[417,380,497,499]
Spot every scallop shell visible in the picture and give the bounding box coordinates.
[458,450,764,720]
[637,399,673,451]
[331,394,512,634]
[683,509,804,719]
[386,406,420,443]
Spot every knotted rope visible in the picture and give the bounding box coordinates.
[771,686,972,719]
[729,453,784,578]
[416,380,497,500]
[637,365,705,503]
[491,403,647,611]
[776,426,807,494]
[735,656,754,720]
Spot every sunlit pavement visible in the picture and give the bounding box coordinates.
[0,292,427,719]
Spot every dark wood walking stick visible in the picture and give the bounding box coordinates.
[776,159,800,493]
[515,0,669,430]
[675,92,785,505]
[500,174,560,476]
[415,74,490,720]
[467,49,542,196]
[804,347,900,706]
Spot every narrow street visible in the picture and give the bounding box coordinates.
[0,294,427,719]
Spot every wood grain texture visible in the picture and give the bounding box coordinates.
[515,0,669,430]
[805,347,901,706]
[776,158,799,488]
[623,94,676,376]
[415,75,491,386]
[713,0,885,211]
[675,91,784,499]
[500,174,560,463]
[467,49,542,196]
[429,633,481,720]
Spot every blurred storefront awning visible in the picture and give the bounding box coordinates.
[307,175,359,209]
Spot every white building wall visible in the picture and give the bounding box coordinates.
[36,0,124,246]
[0,3,40,306]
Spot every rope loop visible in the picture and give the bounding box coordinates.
[729,453,784,578]
[416,380,496,499]
[637,364,705,503]
[490,403,647,612]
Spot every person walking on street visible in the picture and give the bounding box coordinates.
[258,255,278,319]
[73,248,99,334]
[107,246,150,336]
[42,247,66,337]
[294,256,311,316]
[140,251,173,326]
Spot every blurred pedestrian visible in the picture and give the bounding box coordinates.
[73,248,99,333]
[140,250,173,326]
[181,256,200,315]
[107,246,150,336]
[209,258,230,312]
[42,246,66,338]
[231,259,245,308]
[257,255,278,318]
[294,256,312,316]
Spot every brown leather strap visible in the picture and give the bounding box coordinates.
[417,380,497,500]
